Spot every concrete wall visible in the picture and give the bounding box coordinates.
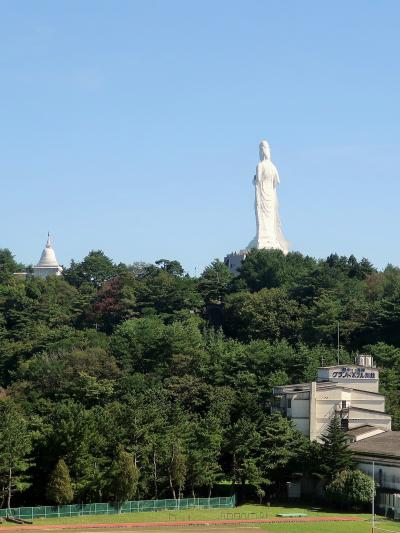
[32,267,62,278]
[349,408,391,431]
[351,389,385,412]
[279,384,389,440]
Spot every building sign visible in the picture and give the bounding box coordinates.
[332,367,376,379]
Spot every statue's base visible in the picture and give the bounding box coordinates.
[224,249,250,274]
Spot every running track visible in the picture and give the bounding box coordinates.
[0,515,364,530]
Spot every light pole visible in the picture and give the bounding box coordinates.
[372,461,375,533]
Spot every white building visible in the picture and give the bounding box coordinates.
[273,355,391,441]
[32,234,63,279]
[273,355,400,502]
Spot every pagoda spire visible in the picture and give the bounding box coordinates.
[33,233,63,278]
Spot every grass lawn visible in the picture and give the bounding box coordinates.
[264,519,400,533]
[0,504,398,532]
[261,520,400,533]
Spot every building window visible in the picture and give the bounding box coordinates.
[342,400,347,409]
[341,418,349,430]
[287,399,292,409]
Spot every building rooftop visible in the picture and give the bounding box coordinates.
[349,431,400,458]
[347,425,379,437]
[273,382,383,397]
[318,364,376,370]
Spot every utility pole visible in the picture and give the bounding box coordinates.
[337,322,340,365]
[372,461,375,533]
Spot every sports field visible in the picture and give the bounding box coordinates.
[0,504,368,526]
[1,526,399,533]
[0,504,398,533]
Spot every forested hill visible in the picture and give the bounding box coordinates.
[0,247,400,506]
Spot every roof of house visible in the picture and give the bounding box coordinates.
[347,425,378,437]
[349,431,400,458]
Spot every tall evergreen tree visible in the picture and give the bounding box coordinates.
[46,459,74,505]
[320,415,353,478]
[109,446,139,503]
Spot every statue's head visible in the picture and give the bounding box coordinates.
[259,140,271,161]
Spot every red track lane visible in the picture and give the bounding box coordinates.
[0,515,364,530]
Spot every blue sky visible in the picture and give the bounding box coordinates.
[2,1,400,273]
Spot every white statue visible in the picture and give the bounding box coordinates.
[248,140,289,254]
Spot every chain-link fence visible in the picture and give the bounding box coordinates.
[0,495,236,520]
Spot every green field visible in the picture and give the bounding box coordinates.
[264,520,399,533]
[0,503,398,532]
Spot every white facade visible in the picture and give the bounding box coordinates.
[273,356,391,442]
[276,355,400,500]
[317,362,379,393]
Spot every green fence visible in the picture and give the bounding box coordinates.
[0,495,236,520]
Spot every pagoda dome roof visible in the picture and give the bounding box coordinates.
[36,234,60,268]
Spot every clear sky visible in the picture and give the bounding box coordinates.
[2,1,400,273]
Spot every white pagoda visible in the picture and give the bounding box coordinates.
[32,234,63,278]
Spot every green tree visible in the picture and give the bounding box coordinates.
[109,446,139,502]
[0,400,32,509]
[31,401,96,503]
[238,249,316,292]
[258,413,308,484]
[325,469,374,509]
[228,418,264,492]
[224,288,304,342]
[46,458,74,504]
[187,414,223,497]
[319,415,353,478]
[111,317,167,373]
[64,251,123,288]
[87,273,137,333]
[134,264,202,319]
[198,260,234,305]
[0,249,23,283]
[111,316,207,376]
[154,259,184,277]
[168,442,187,500]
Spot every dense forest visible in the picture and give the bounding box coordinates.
[0,247,400,507]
